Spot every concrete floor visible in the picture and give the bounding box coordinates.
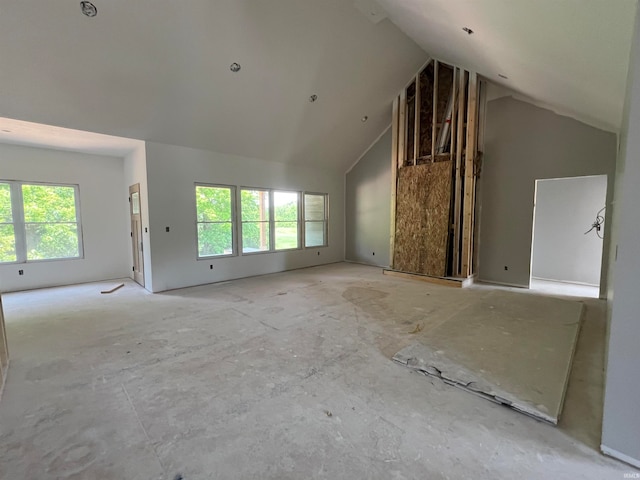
[0,262,635,479]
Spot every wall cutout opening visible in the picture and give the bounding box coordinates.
[529,175,607,298]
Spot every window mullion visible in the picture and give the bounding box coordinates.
[268,190,274,252]
[11,182,26,263]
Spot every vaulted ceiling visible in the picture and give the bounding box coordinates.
[0,0,427,170]
[0,1,637,170]
[377,0,638,132]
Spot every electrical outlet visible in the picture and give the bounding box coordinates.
[372,252,375,256]
[165,226,170,232]
[145,227,148,233]
[18,269,24,275]
[504,265,508,271]
[209,264,213,270]
[317,251,320,256]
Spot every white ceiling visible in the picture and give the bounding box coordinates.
[0,0,428,170]
[376,0,638,132]
[0,117,142,157]
[1,1,636,169]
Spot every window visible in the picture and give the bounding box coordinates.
[240,189,301,254]
[241,189,270,253]
[0,183,16,262]
[195,184,235,258]
[0,181,82,263]
[304,193,328,247]
[274,191,299,250]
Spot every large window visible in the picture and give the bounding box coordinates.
[304,193,328,247]
[0,181,82,263]
[195,184,235,258]
[241,189,270,253]
[274,191,299,250]
[240,189,301,253]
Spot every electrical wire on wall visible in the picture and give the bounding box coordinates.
[585,206,606,239]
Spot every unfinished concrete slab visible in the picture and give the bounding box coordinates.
[0,263,633,479]
[393,291,583,423]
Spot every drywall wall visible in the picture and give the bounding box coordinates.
[345,129,391,266]
[602,5,640,468]
[0,143,129,292]
[123,144,153,292]
[479,96,617,295]
[144,142,345,292]
[531,175,607,286]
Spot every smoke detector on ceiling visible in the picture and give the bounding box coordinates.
[361,116,368,122]
[462,27,474,35]
[309,95,318,103]
[230,63,241,73]
[80,1,97,17]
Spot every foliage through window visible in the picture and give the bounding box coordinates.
[304,193,328,247]
[0,181,82,263]
[195,185,235,258]
[273,191,299,250]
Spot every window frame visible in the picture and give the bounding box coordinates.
[0,180,84,264]
[194,183,238,260]
[239,187,272,256]
[303,192,329,248]
[239,187,303,256]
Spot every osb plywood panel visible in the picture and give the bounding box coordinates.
[394,161,452,276]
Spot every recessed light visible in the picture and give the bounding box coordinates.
[80,1,97,17]
[462,27,474,35]
[230,62,241,73]
[498,74,508,79]
[361,116,368,122]
[309,94,318,103]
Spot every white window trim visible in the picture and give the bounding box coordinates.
[239,187,303,255]
[0,180,84,264]
[195,183,238,259]
[303,192,329,248]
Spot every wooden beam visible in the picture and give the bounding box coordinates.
[432,60,438,162]
[398,88,407,168]
[453,68,466,276]
[390,96,400,268]
[383,269,472,288]
[413,73,420,166]
[461,71,478,277]
[101,283,125,294]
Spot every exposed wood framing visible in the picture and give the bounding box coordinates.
[413,73,420,166]
[431,60,438,161]
[398,88,407,170]
[453,68,466,275]
[461,71,478,276]
[391,60,482,284]
[390,96,400,268]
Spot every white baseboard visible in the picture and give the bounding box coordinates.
[532,276,599,288]
[601,444,640,469]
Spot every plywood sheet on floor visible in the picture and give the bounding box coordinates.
[394,162,452,276]
[393,290,583,423]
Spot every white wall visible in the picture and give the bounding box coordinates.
[144,142,345,292]
[123,143,153,292]
[602,4,640,468]
[479,96,617,295]
[0,143,129,292]
[345,129,391,267]
[531,175,607,286]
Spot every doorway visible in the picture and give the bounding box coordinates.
[129,184,145,287]
[530,175,607,298]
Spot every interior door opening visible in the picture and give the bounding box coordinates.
[529,175,607,298]
[129,184,145,287]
